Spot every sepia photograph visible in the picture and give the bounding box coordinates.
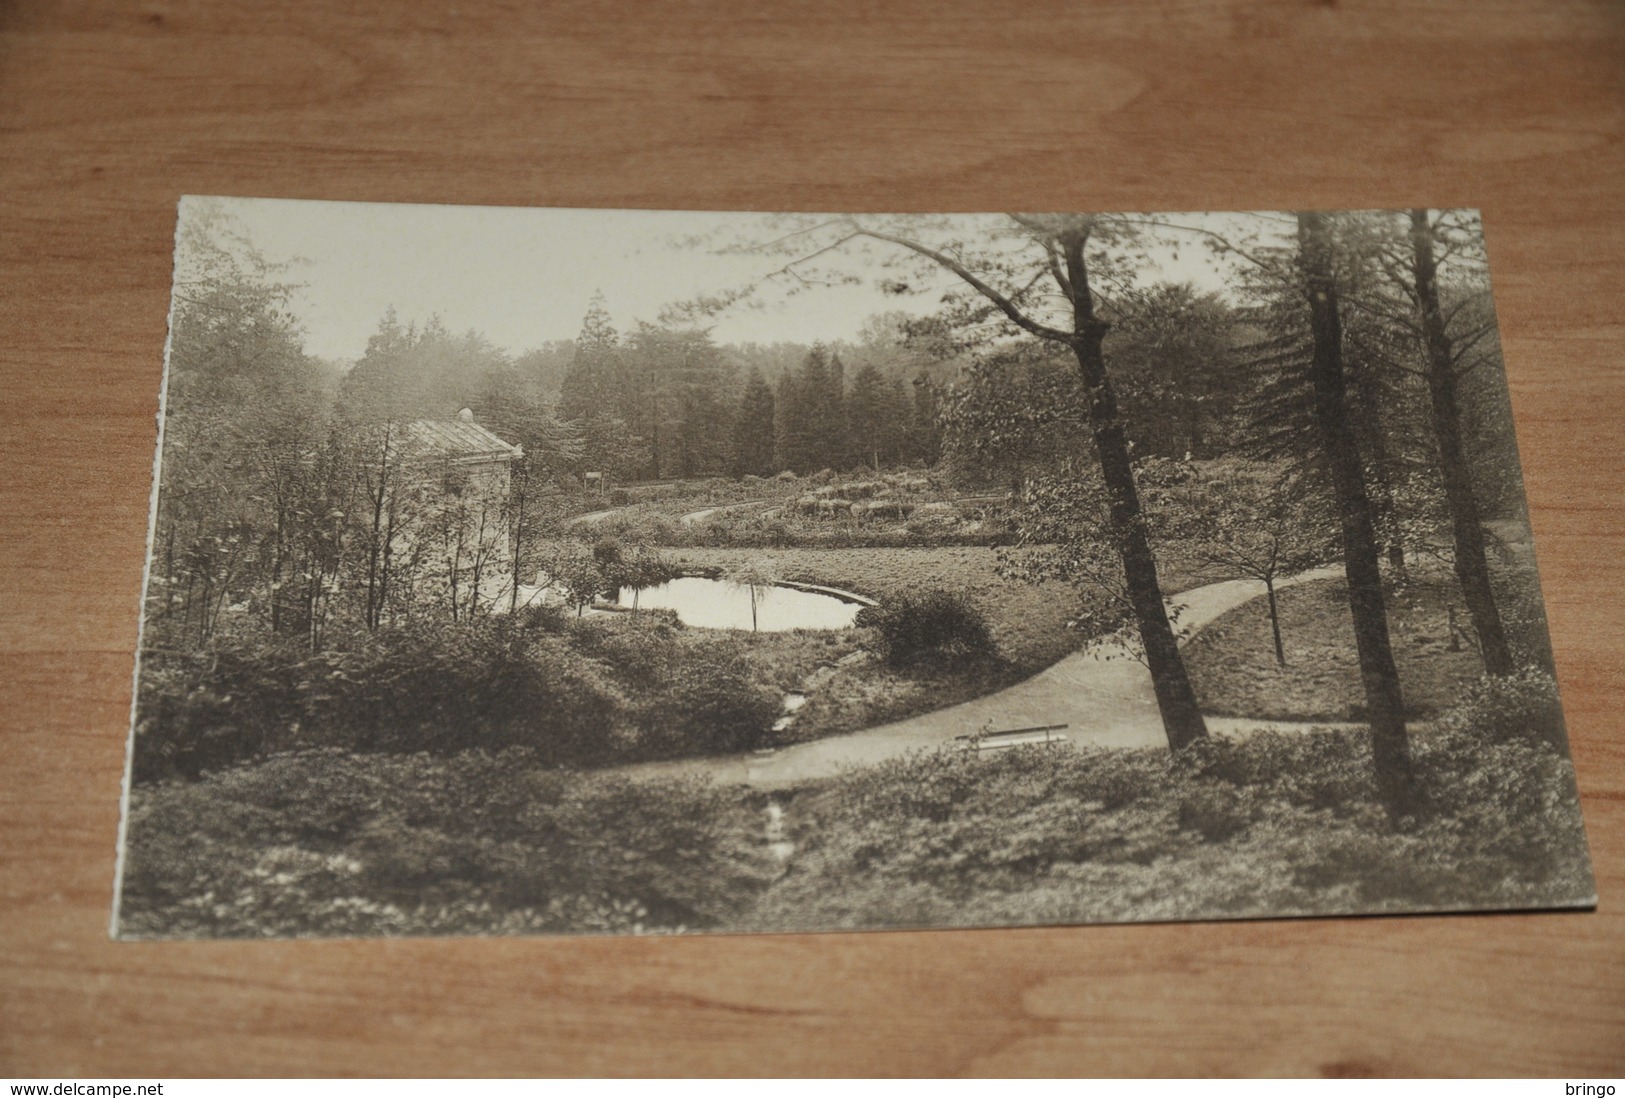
[112,198,1596,940]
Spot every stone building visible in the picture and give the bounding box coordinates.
[402,408,523,499]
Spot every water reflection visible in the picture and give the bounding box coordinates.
[615,576,861,632]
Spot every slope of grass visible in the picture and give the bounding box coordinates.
[1183,574,1488,721]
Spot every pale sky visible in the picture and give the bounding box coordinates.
[187,197,1288,363]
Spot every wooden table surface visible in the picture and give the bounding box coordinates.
[3,0,1622,1078]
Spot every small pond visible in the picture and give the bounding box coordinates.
[615,576,863,632]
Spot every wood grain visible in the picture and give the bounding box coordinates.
[2,0,1622,1077]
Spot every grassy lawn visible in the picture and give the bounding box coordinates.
[1184,573,1489,721]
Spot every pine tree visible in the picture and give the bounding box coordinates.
[910,372,945,466]
[558,293,620,426]
[822,349,849,468]
[845,363,890,470]
[731,367,777,476]
[775,345,839,474]
[626,325,732,478]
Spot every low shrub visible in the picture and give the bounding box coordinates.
[131,615,628,781]
[117,749,777,938]
[652,647,782,756]
[747,701,1592,932]
[574,618,681,689]
[856,588,996,669]
[120,657,1594,939]
[1437,666,1566,750]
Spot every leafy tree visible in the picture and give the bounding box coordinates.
[423,473,505,622]
[723,557,781,633]
[544,542,606,618]
[348,418,407,631]
[1106,284,1243,459]
[614,545,677,612]
[1162,460,1337,665]
[158,198,326,646]
[941,338,1091,492]
[510,340,576,400]
[910,371,946,468]
[1000,461,1184,655]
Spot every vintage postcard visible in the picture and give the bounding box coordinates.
[112,199,1594,939]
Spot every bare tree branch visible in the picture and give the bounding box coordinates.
[1045,239,1075,303]
[1441,288,1492,329]
[848,226,1078,343]
[1117,216,1283,276]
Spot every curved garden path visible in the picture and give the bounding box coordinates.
[622,564,1349,789]
[678,499,772,526]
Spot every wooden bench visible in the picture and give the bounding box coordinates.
[955,723,1070,752]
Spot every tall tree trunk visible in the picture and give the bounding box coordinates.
[1265,576,1286,666]
[508,461,526,614]
[1062,232,1208,752]
[364,427,393,632]
[1349,360,1407,581]
[269,505,286,635]
[1299,212,1416,812]
[1409,209,1515,676]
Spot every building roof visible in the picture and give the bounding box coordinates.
[403,413,523,466]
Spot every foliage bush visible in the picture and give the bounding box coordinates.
[132,613,628,782]
[653,647,783,756]
[584,491,1010,550]
[1436,666,1567,750]
[856,588,997,669]
[133,600,798,782]
[121,664,1593,939]
[747,702,1592,932]
[117,749,776,938]
[571,617,682,689]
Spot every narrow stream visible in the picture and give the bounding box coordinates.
[771,692,808,733]
[764,799,795,865]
